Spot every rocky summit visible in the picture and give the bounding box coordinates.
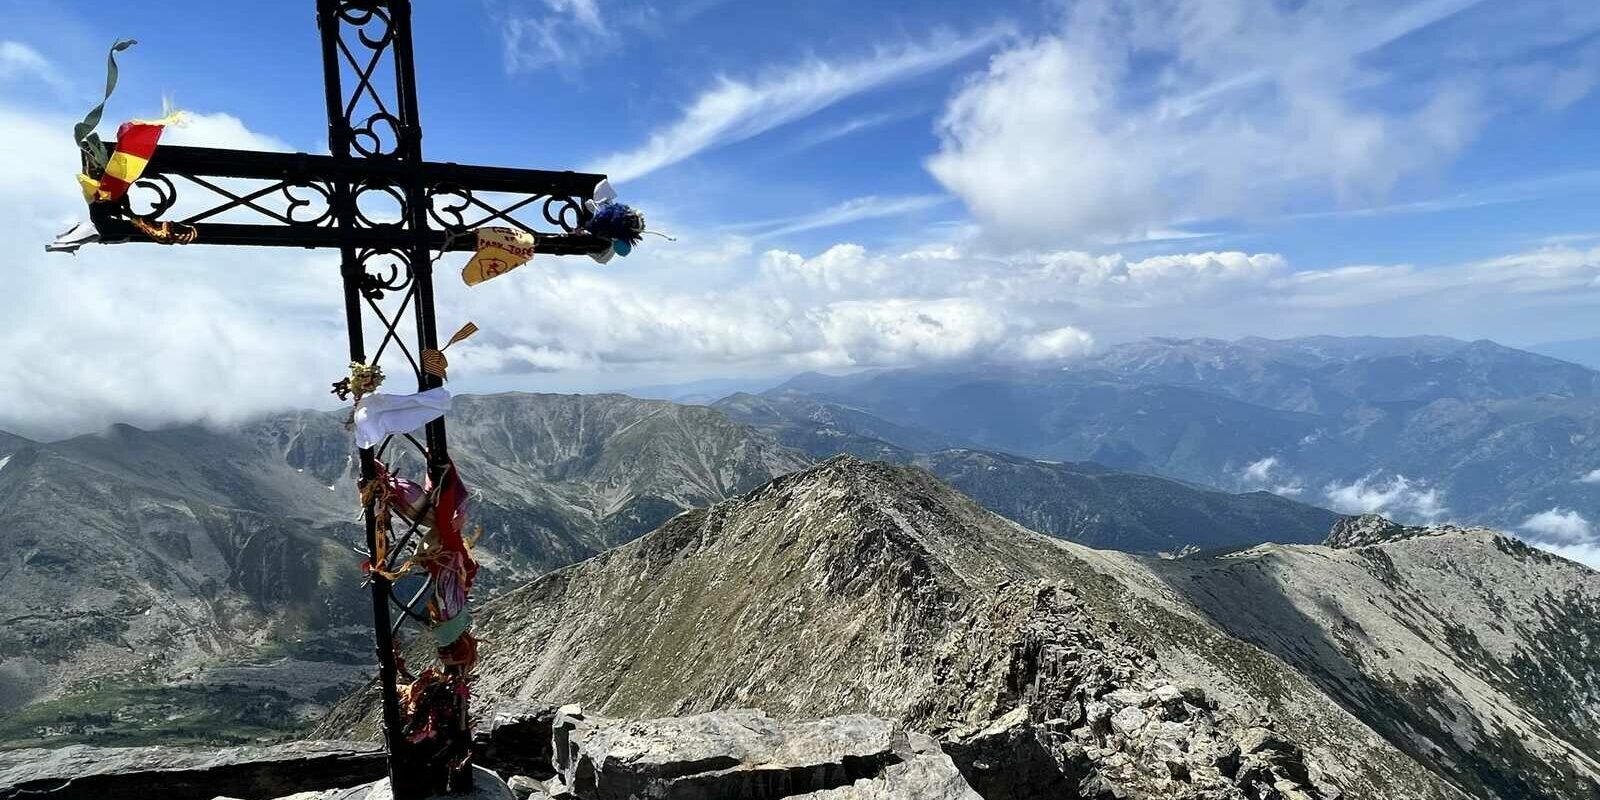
[320,456,1600,798]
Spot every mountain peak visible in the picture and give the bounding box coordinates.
[1322,513,1494,549]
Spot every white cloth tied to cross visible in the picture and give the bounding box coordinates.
[353,388,452,448]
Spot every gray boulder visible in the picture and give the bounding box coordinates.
[0,739,383,800]
[548,708,954,800]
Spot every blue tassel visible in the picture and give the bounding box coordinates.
[587,201,646,246]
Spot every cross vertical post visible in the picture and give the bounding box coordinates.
[70,2,615,795]
[315,0,437,793]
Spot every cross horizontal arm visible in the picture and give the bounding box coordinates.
[90,142,613,254]
[88,207,610,253]
[130,144,607,197]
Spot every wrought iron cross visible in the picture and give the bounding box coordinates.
[77,2,610,795]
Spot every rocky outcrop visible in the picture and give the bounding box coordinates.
[0,709,968,800]
[543,707,971,800]
[1146,530,1600,798]
[1322,513,1461,548]
[0,739,383,800]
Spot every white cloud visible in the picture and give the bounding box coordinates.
[733,195,949,239]
[587,31,1005,182]
[1579,469,1600,484]
[1530,541,1600,571]
[1517,507,1600,569]
[0,41,62,88]
[789,109,919,152]
[5,81,1600,439]
[1323,474,1447,522]
[1011,327,1095,362]
[923,0,1573,244]
[501,0,609,73]
[1238,456,1306,496]
[0,103,340,440]
[1242,457,1280,485]
[430,234,1600,393]
[1519,507,1595,545]
[161,111,294,153]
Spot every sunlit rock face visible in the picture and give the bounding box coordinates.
[325,456,1600,799]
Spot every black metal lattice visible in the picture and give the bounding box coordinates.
[79,2,613,796]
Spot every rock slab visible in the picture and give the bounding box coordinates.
[538,707,975,800]
[0,740,384,800]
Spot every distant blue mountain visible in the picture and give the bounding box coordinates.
[755,336,1600,528]
[1529,337,1600,371]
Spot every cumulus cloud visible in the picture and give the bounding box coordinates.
[1579,469,1600,484]
[1323,474,1446,522]
[1531,541,1600,571]
[0,103,340,440]
[1237,456,1305,496]
[1520,507,1595,545]
[587,30,1005,182]
[1011,327,1096,362]
[14,123,1600,442]
[924,0,1573,243]
[1517,507,1600,569]
[1242,457,1279,485]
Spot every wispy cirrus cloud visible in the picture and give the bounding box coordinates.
[587,30,1007,183]
[727,194,950,239]
[0,41,64,89]
[787,108,924,153]
[500,0,607,73]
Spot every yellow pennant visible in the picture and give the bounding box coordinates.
[445,321,479,348]
[421,349,448,379]
[420,322,480,380]
[462,227,535,286]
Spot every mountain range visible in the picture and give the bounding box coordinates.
[749,336,1600,532]
[0,394,806,745]
[7,332,1600,793]
[323,457,1600,799]
[0,391,1322,746]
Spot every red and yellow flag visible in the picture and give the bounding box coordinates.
[78,117,175,204]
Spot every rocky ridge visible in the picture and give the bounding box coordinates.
[1322,513,1468,548]
[714,393,1343,553]
[324,457,1542,798]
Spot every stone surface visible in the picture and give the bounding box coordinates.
[330,456,1600,798]
[943,708,1073,800]
[1322,514,1465,548]
[333,765,514,800]
[789,749,980,799]
[0,739,383,800]
[473,702,561,781]
[552,709,909,800]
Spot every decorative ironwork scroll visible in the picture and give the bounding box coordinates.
[79,2,616,796]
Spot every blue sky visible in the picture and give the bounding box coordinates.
[3,0,1600,436]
